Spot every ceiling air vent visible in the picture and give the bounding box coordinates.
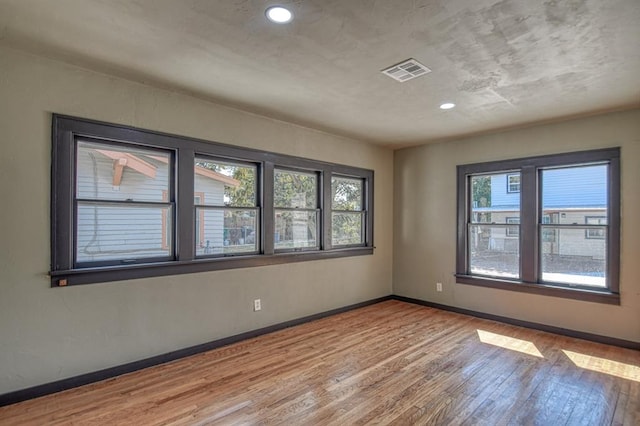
[381,58,432,82]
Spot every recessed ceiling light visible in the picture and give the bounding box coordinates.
[439,102,456,110]
[266,6,293,24]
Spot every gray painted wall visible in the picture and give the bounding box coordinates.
[0,47,394,395]
[394,109,640,343]
[1,43,638,397]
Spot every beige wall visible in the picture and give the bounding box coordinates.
[394,109,640,343]
[1,42,637,397]
[0,47,394,395]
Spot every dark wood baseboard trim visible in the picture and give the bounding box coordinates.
[0,295,393,407]
[392,295,640,351]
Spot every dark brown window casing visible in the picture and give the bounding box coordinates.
[456,148,620,305]
[51,114,374,286]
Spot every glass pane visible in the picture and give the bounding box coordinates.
[540,227,606,287]
[274,169,317,209]
[468,224,520,279]
[196,208,258,256]
[77,203,171,263]
[77,141,170,202]
[470,173,520,224]
[274,210,318,249]
[332,176,363,211]
[542,164,607,222]
[332,212,364,246]
[194,159,256,207]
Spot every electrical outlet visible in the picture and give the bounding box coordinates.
[253,299,261,311]
[436,282,443,292]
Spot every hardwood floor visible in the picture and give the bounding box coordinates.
[1,300,638,425]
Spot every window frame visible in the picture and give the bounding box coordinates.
[73,138,176,268]
[273,167,321,253]
[331,175,367,248]
[456,148,620,305]
[193,155,261,258]
[51,114,374,286]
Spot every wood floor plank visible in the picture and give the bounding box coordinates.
[1,300,638,425]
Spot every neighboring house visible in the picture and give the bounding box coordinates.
[76,143,239,263]
[473,165,607,260]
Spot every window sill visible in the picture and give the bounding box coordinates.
[51,247,374,286]
[455,274,620,305]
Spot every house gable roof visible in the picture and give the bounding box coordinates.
[95,150,240,187]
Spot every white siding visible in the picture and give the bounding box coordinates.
[195,174,226,255]
[76,148,229,262]
[76,148,171,262]
[77,204,169,262]
[76,144,169,202]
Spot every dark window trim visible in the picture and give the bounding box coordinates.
[51,114,374,286]
[73,138,177,268]
[455,274,620,305]
[331,174,368,248]
[456,148,620,304]
[192,156,260,259]
[273,167,322,253]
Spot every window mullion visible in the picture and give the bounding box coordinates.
[608,156,621,293]
[520,165,537,283]
[53,130,74,272]
[177,148,195,261]
[455,168,468,275]
[263,162,275,255]
[322,171,332,250]
[365,173,373,247]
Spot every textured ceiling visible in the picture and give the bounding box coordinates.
[0,0,638,147]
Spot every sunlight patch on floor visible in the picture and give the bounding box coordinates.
[477,330,544,358]
[562,350,640,382]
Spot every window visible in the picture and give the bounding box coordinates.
[540,165,610,288]
[468,172,520,279]
[51,115,374,286]
[585,216,607,239]
[194,158,258,256]
[274,169,319,251]
[507,173,520,193]
[75,140,173,266]
[331,176,366,246]
[456,148,620,304]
